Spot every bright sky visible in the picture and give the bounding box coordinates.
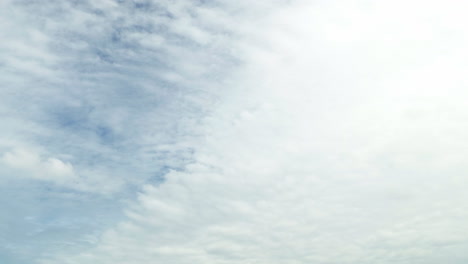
[2,0,468,263]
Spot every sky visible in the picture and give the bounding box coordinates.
[2,0,468,263]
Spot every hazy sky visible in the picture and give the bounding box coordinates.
[2,0,468,263]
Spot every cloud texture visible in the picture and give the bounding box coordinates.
[3,0,468,263]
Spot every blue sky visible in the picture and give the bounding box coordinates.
[2,0,468,263]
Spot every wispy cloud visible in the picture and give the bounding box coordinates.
[0,0,238,192]
[3,0,468,263]
[1,0,241,261]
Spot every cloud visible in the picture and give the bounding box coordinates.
[1,148,75,184]
[1,0,246,262]
[0,0,241,194]
[34,0,468,264]
[3,0,468,263]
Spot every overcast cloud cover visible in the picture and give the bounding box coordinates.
[2,0,468,263]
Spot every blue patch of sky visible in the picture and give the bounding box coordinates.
[0,176,126,263]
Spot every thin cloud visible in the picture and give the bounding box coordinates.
[3,0,468,264]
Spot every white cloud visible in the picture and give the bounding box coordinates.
[1,148,76,185]
[37,0,468,264]
[0,0,246,261]
[0,0,237,195]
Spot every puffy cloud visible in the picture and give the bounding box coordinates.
[2,148,75,184]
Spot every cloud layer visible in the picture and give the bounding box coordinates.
[3,0,468,263]
[1,0,242,261]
